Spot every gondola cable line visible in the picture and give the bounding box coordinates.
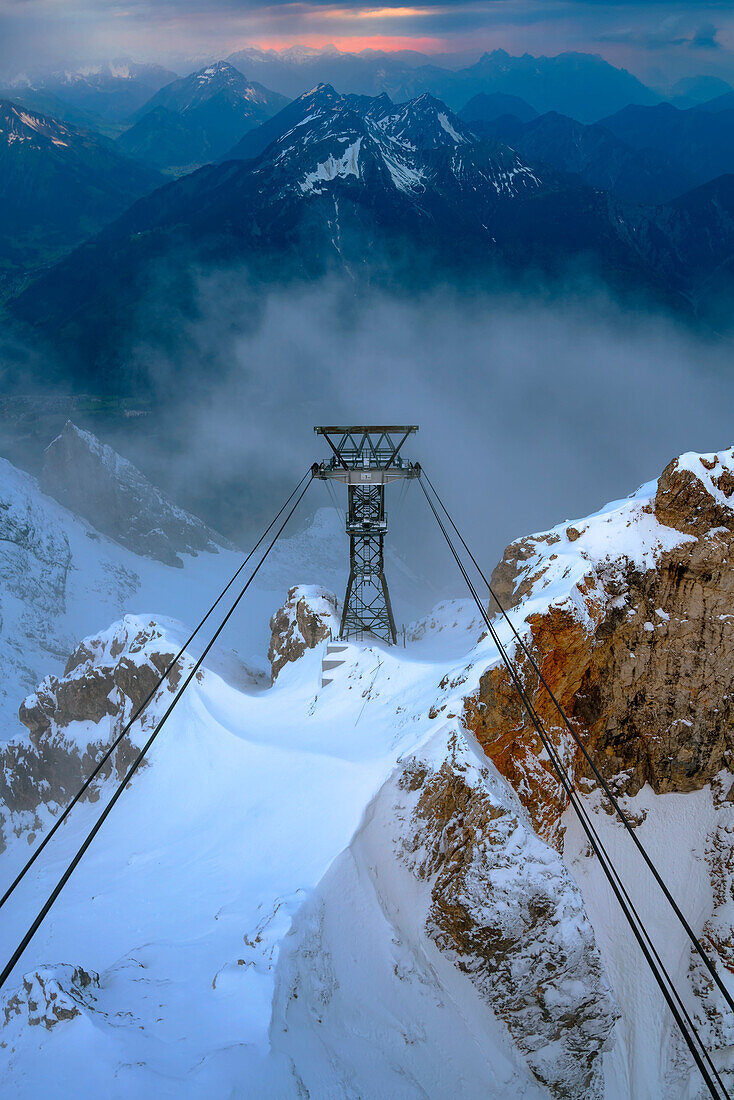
[0,468,312,914]
[0,452,731,1097]
[420,468,734,1020]
[0,473,313,992]
[418,472,730,1100]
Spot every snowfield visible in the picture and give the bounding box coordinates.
[1,451,734,1097]
[0,621,534,1096]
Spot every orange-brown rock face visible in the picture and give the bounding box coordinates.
[464,448,734,844]
[394,733,619,1097]
[268,585,339,681]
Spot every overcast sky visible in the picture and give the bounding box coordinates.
[2,0,734,87]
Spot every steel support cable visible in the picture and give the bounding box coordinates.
[421,470,734,1022]
[419,478,728,1099]
[0,469,312,914]
[0,475,313,993]
[418,477,729,1100]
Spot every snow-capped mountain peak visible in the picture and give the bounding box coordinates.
[248,85,542,202]
[133,61,289,159]
[193,59,247,89]
[0,101,73,149]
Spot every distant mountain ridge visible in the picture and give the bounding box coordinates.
[3,61,177,123]
[123,61,290,167]
[226,46,659,123]
[0,99,161,290]
[459,92,539,126]
[469,109,697,204]
[600,101,734,189]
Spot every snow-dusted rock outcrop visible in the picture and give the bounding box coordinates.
[2,965,100,1030]
[0,616,187,851]
[465,446,734,842]
[42,422,226,566]
[268,584,339,681]
[275,725,618,1098]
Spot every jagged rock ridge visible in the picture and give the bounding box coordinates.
[42,422,227,566]
[464,446,734,842]
[0,615,185,852]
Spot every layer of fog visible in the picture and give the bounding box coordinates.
[107,269,730,618]
[5,267,731,619]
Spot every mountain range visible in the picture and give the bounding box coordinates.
[2,46,665,138]
[118,61,290,170]
[9,80,734,388]
[8,85,651,382]
[226,46,660,123]
[1,61,177,127]
[0,100,161,293]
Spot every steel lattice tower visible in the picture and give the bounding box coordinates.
[313,426,419,644]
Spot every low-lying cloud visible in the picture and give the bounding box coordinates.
[108,267,734,611]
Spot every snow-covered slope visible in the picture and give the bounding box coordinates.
[0,605,614,1097]
[2,446,734,1097]
[0,447,347,743]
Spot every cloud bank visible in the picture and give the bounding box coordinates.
[113,270,734,612]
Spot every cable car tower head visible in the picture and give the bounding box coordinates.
[313,426,420,644]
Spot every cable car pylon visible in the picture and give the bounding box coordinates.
[313,425,419,643]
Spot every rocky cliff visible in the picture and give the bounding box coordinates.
[0,615,187,852]
[268,584,339,681]
[464,447,734,844]
[394,730,619,1097]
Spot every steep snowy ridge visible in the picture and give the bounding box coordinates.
[0,102,75,149]
[130,60,290,162]
[249,84,543,202]
[42,421,227,565]
[2,446,734,1096]
[0,433,347,742]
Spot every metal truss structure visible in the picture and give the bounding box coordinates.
[313,426,420,644]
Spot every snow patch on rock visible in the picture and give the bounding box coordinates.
[300,137,361,193]
[268,584,339,681]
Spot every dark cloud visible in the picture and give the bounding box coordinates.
[0,0,733,90]
[691,22,720,49]
[87,266,734,615]
[597,15,723,51]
